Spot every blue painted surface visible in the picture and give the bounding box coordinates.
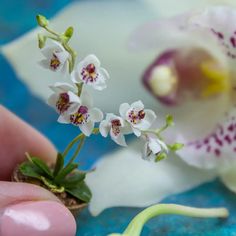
[0,1,236,235]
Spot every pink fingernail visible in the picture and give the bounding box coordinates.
[0,201,76,236]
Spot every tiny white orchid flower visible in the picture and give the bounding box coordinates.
[39,41,69,73]
[48,82,80,121]
[119,101,157,137]
[142,134,168,161]
[61,89,103,136]
[71,54,109,90]
[130,6,236,193]
[99,113,132,146]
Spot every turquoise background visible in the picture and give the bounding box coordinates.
[1,1,236,235]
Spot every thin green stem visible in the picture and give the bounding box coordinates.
[62,128,100,159]
[62,133,85,158]
[68,136,86,165]
[120,204,228,236]
[62,42,76,73]
[44,26,59,37]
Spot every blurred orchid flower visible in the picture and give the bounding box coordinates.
[130,6,236,192]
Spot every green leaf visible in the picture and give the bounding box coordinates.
[54,163,78,183]
[53,153,64,177]
[66,181,92,203]
[60,172,86,188]
[166,115,174,126]
[31,157,53,178]
[169,143,184,152]
[19,162,42,180]
[155,152,167,162]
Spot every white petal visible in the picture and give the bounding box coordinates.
[93,80,107,91]
[49,82,75,93]
[67,91,81,104]
[89,108,103,122]
[71,70,81,84]
[80,89,93,108]
[119,103,130,118]
[132,127,141,137]
[99,67,110,80]
[54,50,69,65]
[220,164,236,193]
[83,54,101,68]
[110,130,127,147]
[87,142,216,216]
[47,93,58,109]
[144,109,157,124]
[131,100,144,110]
[148,137,162,154]
[177,109,236,169]
[99,120,110,137]
[57,114,70,124]
[79,121,94,136]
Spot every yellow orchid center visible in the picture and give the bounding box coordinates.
[200,60,230,98]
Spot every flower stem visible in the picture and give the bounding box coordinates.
[62,42,77,73]
[44,26,59,37]
[62,133,85,158]
[117,204,228,236]
[62,128,100,159]
[68,136,86,164]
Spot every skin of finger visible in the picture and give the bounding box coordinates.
[0,182,61,208]
[0,106,57,180]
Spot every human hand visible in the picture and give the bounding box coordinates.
[0,106,76,236]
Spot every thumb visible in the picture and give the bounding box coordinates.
[0,182,76,236]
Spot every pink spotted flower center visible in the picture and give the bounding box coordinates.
[128,109,146,124]
[50,53,61,70]
[111,119,122,136]
[81,63,98,83]
[56,93,71,114]
[70,106,89,125]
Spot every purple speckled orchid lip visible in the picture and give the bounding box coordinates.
[142,50,178,106]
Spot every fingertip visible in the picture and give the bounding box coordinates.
[0,201,76,236]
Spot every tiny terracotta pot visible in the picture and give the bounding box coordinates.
[12,165,87,217]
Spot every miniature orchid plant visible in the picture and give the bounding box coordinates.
[19,14,184,206]
[130,6,236,193]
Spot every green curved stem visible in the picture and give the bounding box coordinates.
[62,128,100,159]
[109,204,229,236]
[62,133,85,158]
[68,136,86,165]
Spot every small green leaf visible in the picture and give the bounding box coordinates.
[55,163,78,183]
[66,181,92,203]
[155,152,167,162]
[166,115,174,126]
[53,153,64,177]
[31,157,53,178]
[169,143,184,152]
[19,162,42,180]
[60,172,86,188]
[36,14,49,27]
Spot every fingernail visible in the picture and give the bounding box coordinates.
[0,201,76,236]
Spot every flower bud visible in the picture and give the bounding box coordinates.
[64,26,74,39]
[36,14,49,27]
[37,34,46,49]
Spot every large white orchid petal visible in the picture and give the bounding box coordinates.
[87,142,216,216]
[220,164,236,193]
[177,109,236,169]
